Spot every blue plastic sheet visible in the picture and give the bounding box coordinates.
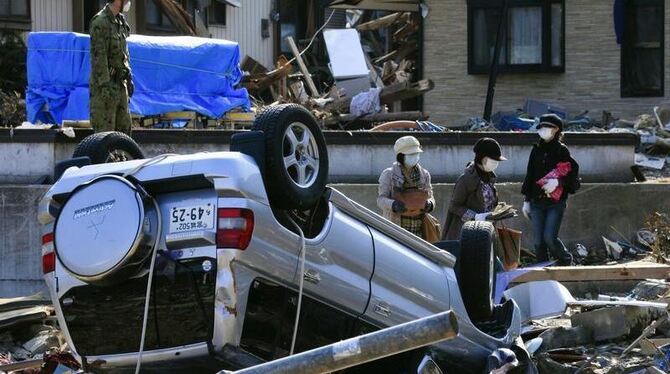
[26,32,250,124]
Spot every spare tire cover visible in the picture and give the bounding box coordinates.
[55,176,145,280]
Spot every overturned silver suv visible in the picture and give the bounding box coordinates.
[38,104,521,373]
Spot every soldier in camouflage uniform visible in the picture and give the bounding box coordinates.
[89,0,133,134]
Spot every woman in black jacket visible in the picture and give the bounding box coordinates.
[521,114,574,266]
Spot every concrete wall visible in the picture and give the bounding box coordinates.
[2,183,668,297]
[334,182,670,252]
[0,130,637,184]
[423,0,670,125]
[0,185,49,298]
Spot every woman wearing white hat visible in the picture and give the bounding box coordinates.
[377,136,435,239]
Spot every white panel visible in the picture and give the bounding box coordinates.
[323,28,368,78]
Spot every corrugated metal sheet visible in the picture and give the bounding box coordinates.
[31,0,72,31]
[209,0,274,69]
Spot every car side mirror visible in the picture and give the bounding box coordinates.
[417,355,443,374]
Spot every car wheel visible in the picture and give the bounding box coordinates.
[252,104,329,210]
[458,221,495,321]
[73,131,144,164]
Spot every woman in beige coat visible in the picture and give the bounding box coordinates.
[377,136,435,239]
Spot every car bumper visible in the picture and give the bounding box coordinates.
[81,342,210,370]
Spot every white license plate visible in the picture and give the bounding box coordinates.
[169,203,215,233]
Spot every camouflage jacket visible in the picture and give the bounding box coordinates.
[89,4,131,88]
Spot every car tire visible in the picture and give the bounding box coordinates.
[252,104,329,210]
[458,221,495,322]
[73,131,144,164]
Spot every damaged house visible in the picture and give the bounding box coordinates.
[0,0,275,69]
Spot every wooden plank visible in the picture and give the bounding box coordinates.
[510,262,670,284]
[286,36,319,97]
[327,79,434,112]
[365,54,384,89]
[356,12,404,31]
[324,111,426,126]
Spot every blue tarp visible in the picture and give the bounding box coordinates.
[26,32,250,124]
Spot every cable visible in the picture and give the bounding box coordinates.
[122,153,178,179]
[287,215,307,356]
[135,196,162,374]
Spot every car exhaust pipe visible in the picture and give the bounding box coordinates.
[219,310,459,374]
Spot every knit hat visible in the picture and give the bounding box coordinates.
[473,138,507,161]
[539,113,564,132]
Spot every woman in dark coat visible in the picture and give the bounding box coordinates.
[443,138,506,240]
[521,114,575,266]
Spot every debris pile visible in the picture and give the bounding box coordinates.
[0,293,78,374]
[241,10,438,131]
[506,279,670,373]
[0,91,25,128]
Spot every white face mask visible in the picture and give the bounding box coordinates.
[538,127,555,141]
[122,0,131,13]
[403,153,420,168]
[482,157,499,172]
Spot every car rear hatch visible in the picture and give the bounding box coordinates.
[58,187,220,357]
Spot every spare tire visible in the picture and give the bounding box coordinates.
[73,131,144,164]
[458,221,495,322]
[252,104,329,210]
[54,175,158,286]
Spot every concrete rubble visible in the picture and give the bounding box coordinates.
[507,278,670,373]
[0,293,78,374]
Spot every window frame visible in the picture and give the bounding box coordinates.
[0,0,31,29]
[467,0,565,75]
[145,0,177,33]
[208,0,226,26]
[620,0,665,98]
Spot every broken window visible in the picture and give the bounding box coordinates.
[621,0,664,97]
[0,0,30,21]
[468,0,564,74]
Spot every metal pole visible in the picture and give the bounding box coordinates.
[219,310,459,374]
[483,0,509,122]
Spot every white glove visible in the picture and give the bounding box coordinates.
[522,202,531,219]
[475,212,491,221]
[542,178,559,194]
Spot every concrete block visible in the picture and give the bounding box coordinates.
[570,305,667,342]
[538,326,593,352]
[631,280,670,301]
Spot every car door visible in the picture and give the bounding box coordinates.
[298,203,374,315]
[364,227,451,327]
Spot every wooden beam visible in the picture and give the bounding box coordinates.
[510,262,670,284]
[324,111,426,126]
[327,79,434,112]
[379,79,434,105]
[356,12,404,31]
[286,36,319,97]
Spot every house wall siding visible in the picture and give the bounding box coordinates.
[31,0,72,31]
[423,0,670,125]
[26,1,270,69]
[209,0,274,69]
